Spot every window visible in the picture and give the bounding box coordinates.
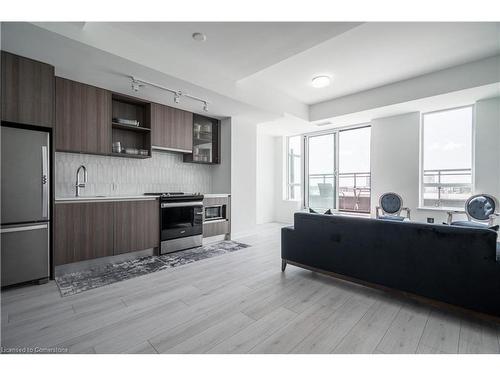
[421,106,473,209]
[286,135,302,200]
[304,125,371,213]
[338,126,371,213]
[307,133,335,209]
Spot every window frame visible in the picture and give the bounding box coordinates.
[419,104,475,210]
[285,135,303,201]
[286,123,371,210]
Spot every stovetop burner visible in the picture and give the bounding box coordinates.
[144,192,204,201]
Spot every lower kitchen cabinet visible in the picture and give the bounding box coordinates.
[113,200,159,255]
[54,202,114,266]
[54,200,159,266]
[203,220,230,238]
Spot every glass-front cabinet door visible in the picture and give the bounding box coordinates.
[184,114,220,164]
[306,133,336,211]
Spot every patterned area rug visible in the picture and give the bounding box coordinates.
[55,241,250,297]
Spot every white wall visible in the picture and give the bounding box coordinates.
[256,132,276,223]
[273,137,302,223]
[370,112,426,220]
[371,99,500,223]
[211,117,232,194]
[474,97,500,199]
[271,97,500,225]
[231,117,258,235]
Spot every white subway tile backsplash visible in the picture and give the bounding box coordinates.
[56,151,213,197]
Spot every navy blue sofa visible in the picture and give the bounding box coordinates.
[281,212,500,317]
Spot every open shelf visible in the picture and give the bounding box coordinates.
[111,93,152,159]
[112,122,151,132]
[110,152,150,159]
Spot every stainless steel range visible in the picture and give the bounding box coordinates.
[145,192,204,254]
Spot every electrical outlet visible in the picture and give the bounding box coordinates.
[427,217,434,223]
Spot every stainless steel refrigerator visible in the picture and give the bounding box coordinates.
[1,125,50,286]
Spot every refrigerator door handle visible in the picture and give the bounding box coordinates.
[1,223,48,234]
[41,145,49,219]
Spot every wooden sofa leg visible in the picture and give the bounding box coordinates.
[281,259,287,272]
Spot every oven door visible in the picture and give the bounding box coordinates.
[160,202,203,241]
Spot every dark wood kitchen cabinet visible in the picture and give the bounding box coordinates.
[1,51,54,127]
[55,77,111,154]
[54,202,114,266]
[151,103,193,153]
[113,200,159,255]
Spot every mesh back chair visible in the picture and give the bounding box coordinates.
[376,192,411,221]
[447,194,499,229]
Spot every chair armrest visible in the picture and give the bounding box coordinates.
[488,213,500,226]
[402,207,411,220]
[446,211,454,225]
[446,210,463,225]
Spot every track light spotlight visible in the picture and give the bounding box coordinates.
[131,80,142,92]
[203,102,208,112]
[174,91,181,104]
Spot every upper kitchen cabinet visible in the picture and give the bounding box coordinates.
[1,51,54,128]
[183,114,220,164]
[151,103,193,153]
[55,77,111,154]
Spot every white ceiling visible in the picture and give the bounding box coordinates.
[247,22,500,104]
[109,22,361,81]
[3,22,500,125]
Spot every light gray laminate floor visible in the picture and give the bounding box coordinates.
[1,223,499,354]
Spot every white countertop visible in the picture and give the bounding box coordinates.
[203,193,231,198]
[55,193,230,203]
[55,195,159,203]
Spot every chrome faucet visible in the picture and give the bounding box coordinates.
[75,165,87,197]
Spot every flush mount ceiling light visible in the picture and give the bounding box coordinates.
[192,32,207,42]
[311,75,331,88]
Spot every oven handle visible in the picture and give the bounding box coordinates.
[161,202,203,208]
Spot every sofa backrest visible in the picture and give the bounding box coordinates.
[293,212,497,261]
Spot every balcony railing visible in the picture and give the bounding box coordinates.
[308,172,371,213]
[306,168,472,212]
[422,168,472,208]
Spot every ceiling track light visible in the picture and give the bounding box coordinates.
[129,76,210,112]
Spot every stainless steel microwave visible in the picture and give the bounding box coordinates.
[204,204,226,222]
